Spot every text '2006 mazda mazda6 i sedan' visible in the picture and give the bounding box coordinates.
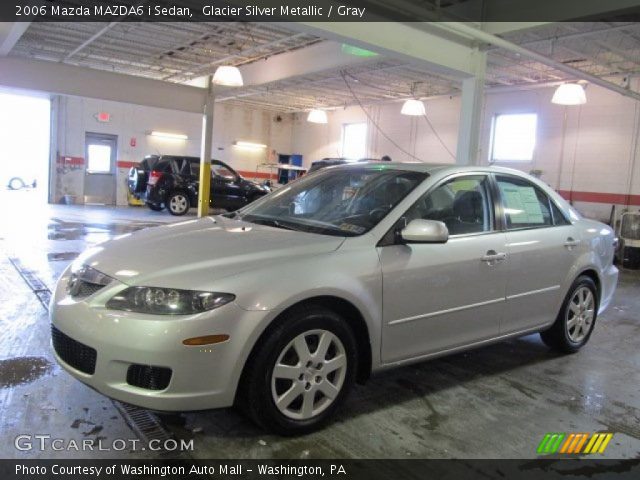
[50,163,618,434]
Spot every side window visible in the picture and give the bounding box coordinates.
[550,199,571,226]
[496,175,554,229]
[212,163,236,180]
[404,175,493,235]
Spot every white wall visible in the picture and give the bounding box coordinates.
[291,95,460,165]
[291,83,640,221]
[52,96,294,205]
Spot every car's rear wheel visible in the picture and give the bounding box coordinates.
[167,192,189,216]
[8,177,25,190]
[540,275,598,353]
[147,203,164,212]
[238,305,357,435]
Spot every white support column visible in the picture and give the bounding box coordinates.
[456,48,486,166]
[197,76,214,218]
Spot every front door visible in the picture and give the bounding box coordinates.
[84,133,117,205]
[380,174,508,364]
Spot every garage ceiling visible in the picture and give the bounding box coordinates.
[9,21,640,112]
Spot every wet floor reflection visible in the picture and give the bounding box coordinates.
[0,356,53,388]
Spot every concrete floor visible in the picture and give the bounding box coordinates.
[0,188,639,460]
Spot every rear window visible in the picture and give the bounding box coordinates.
[154,159,172,173]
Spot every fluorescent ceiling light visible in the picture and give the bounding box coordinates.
[401,99,426,116]
[307,109,328,124]
[234,141,267,149]
[150,131,188,140]
[551,83,586,105]
[213,66,243,87]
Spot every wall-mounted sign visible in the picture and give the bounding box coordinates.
[130,137,137,147]
[95,112,111,123]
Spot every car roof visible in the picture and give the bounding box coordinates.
[332,161,536,178]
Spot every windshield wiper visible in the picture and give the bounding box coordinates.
[246,217,299,231]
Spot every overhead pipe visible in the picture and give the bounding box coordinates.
[429,22,640,102]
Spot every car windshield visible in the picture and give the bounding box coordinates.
[230,167,427,237]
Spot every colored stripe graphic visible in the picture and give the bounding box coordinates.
[584,433,613,454]
[539,432,613,455]
[537,433,565,454]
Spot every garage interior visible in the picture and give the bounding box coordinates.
[1,6,640,460]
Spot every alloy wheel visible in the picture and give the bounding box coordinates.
[271,329,347,420]
[566,286,595,343]
[169,194,188,214]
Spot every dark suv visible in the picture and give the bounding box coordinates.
[128,155,270,215]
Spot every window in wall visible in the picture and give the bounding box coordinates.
[489,113,537,162]
[86,144,112,173]
[341,123,367,160]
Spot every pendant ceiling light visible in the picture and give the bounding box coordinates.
[307,109,328,124]
[551,83,586,105]
[401,99,426,116]
[212,66,243,87]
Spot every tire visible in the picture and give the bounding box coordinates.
[128,167,147,194]
[147,203,164,212]
[8,177,25,190]
[237,305,357,435]
[166,191,190,216]
[540,275,598,353]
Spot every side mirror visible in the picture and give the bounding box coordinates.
[400,219,449,244]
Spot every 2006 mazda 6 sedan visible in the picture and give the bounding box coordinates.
[50,163,618,434]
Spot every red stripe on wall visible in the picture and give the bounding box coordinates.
[116,160,138,169]
[558,190,640,206]
[238,170,276,180]
[57,155,84,166]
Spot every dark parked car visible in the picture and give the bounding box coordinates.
[128,155,270,215]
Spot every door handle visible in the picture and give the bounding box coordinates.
[481,250,507,264]
[564,237,580,248]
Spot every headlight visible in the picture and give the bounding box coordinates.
[106,287,235,315]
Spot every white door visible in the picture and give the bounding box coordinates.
[84,133,117,205]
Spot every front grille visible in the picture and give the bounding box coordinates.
[71,280,105,299]
[51,326,97,375]
[127,364,172,391]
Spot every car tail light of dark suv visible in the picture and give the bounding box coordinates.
[148,170,163,186]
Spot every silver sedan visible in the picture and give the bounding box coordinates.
[50,163,618,434]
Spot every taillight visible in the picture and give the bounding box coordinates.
[148,170,163,186]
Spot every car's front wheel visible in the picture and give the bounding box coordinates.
[167,192,189,216]
[540,275,598,353]
[238,305,357,435]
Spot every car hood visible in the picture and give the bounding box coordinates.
[76,216,345,290]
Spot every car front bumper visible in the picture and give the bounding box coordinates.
[49,273,268,411]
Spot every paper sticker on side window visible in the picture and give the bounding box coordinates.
[500,184,544,224]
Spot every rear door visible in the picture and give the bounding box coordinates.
[495,174,578,334]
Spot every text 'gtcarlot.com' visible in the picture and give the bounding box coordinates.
[14,434,194,452]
